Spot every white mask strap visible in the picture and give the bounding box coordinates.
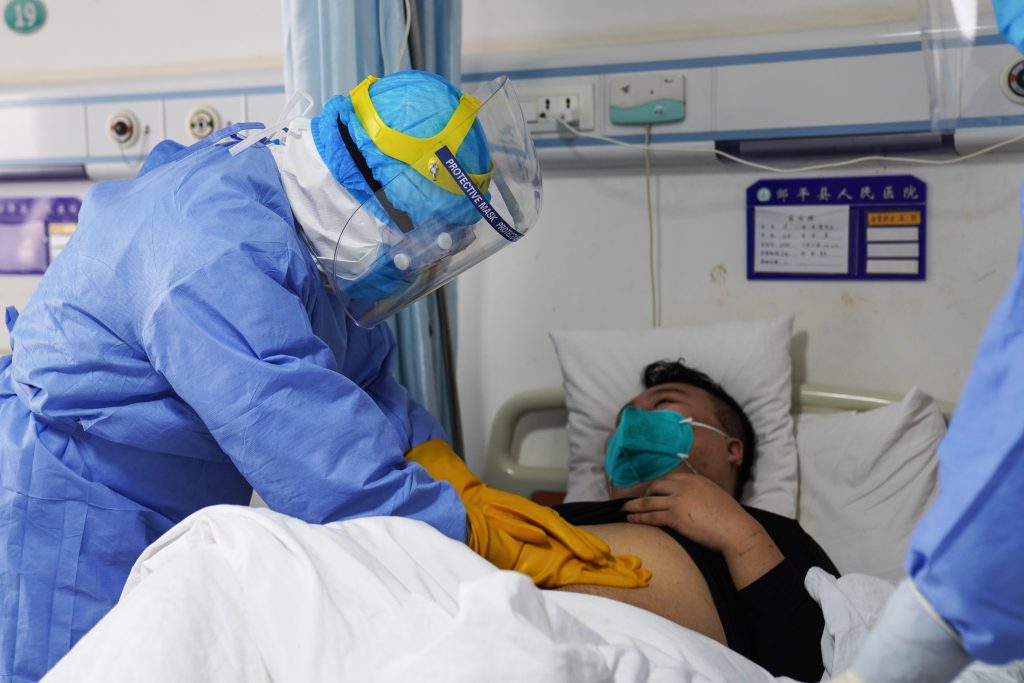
[676,417,723,476]
[688,419,729,439]
[230,90,314,157]
[678,458,699,475]
[675,417,708,475]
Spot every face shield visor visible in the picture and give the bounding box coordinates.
[318,75,542,328]
[919,0,1000,130]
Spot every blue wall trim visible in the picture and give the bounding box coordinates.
[0,155,150,165]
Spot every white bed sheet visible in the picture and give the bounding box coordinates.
[42,506,1024,683]
[807,569,1024,683]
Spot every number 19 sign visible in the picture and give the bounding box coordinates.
[5,0,46,35]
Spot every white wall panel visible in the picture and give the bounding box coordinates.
[462,0,933,54]
[0,105,86,161]
[714,53,930,131]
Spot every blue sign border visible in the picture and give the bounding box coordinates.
[746,175,926,281]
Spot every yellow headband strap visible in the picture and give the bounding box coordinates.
[349,75,493,196]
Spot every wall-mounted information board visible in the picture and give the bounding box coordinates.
[0,196,80,274]
[747,175,926,281]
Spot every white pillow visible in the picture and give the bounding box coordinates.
[796,388,944,582]
[550,315,798,517]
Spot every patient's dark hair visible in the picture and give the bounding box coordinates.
[642,359,757,499]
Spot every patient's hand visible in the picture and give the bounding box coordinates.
[620,472,784,589]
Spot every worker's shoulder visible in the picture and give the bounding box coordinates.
[168,143,288,205]
[79,145,301,265]
[133,145,295,238]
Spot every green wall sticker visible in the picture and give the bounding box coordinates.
[5,0,46,35]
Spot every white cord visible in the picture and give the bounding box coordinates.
[379,2,389,74]
[117,124,150,166]
[394,0,413,71]
[644,124,659,328]
[380,0,413,75]
[554,117,1024,172]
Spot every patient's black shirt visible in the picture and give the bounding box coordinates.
[553,499,839,682]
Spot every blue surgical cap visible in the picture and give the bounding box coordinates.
[311,70,490,230]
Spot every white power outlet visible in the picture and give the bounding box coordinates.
[518,83,595,134]
[537,94,580,127]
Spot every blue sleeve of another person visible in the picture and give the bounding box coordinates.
[906,187,1024,664]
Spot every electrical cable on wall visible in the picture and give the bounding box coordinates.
[116,126,151,167]
[643,123,660,328]
[380,0,413,75]
[554,117,1024,172]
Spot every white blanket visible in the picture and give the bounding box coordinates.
[43,506,1024,683]
[806,569,1024,683]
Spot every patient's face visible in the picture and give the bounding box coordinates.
[606,382,743,499]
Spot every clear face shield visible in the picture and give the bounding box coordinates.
[321,76,542,328]
[919,0,1000,130]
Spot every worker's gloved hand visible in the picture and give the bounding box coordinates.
[406,439,651,589]
[826,580,972,683]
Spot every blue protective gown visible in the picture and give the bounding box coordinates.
[906,186,1024,665]
[0,129,467,682]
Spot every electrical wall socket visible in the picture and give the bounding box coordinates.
[164,95,244,145]
[85,100,165,161]
[609,73,686,125]
[517,82,595,134]
[536,94,579,126]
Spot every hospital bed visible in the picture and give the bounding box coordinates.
[472,382,1024,683]
[42,383,1024,683]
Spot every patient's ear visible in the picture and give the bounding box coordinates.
[725,438,744,468]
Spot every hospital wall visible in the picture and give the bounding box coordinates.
[455,0,1014,474]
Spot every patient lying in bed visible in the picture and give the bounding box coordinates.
[549,360,838,682]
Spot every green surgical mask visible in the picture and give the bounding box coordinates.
[604,406,728,488]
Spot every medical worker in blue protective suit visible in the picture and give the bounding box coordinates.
[831,3,1024,682]
[0,70,542,681]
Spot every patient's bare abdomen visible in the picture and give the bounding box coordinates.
[553,523,726,645]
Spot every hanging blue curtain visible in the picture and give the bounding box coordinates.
[281,0,465,452]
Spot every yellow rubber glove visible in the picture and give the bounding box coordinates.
[407,439,651,589]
